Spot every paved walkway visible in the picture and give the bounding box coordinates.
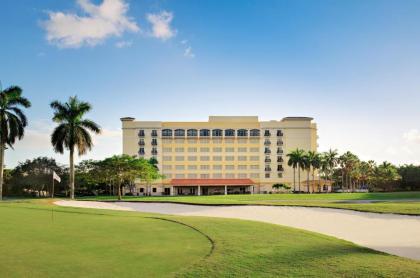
[55,200,420,260]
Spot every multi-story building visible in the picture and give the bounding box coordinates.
[121,116,318,196]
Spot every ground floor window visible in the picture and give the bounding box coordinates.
[139,188,144,193]
[152,188,157,193]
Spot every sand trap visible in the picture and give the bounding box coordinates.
[56,200,420,260]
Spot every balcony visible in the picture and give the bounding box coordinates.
[277,166,284,171]
[277,141,283,146]
[264,131,271,137]
[151,140,158,146]
[138,131,145,137]
[138,149,145,155]
[277,149,283,154]
[151,130,158,137]
[277,157,283,163]
[265,167,272,172]
[151,151,158,155]
[264,149,271,154]
[265,158,271,163]
[264,140,271,145]
[277,130,283,136]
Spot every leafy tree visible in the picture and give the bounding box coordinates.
[50,96,101,199]
[0,85,31,200]
[272,183,291,192]
[398,164,420,191]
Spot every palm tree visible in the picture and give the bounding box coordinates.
[50,96,101,199]
[0,85,31,200]
[307,151,321,193]
[323,149,338,192]
[302,153,311,193]
[287,149,305,193]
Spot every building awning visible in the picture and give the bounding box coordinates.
[170,179,255,186]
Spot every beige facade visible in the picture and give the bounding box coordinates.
[121,116,318,195]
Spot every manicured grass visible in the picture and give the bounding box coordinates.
[2,200,420,277]
[0,200,210,278]
[81,192,420,215]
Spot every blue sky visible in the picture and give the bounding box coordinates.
[1,0,420,167]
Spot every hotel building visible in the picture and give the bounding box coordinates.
[121,116,318,195]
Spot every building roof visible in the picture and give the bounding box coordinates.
[170,178,256,186]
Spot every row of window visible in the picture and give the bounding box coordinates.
[162,155,260,161]
[161,147,260,153]
[264,165,284,172]
[264,148,284,154]
[164,173,283,179]
[138,129,284,137]
[264,140,283,145]
[140,148,283,156]
[161,138,260,144]
[163,164,261,170]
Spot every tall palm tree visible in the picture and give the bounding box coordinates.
[302,153,311,193]
[50,96,101,199]
[0,85,31,200]
[287,149,305,193]
[323,149,338,192]
[307,151,321,193]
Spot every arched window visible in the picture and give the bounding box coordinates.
[187,129,197,137]
[200,129,210,137]
[237,129,248,137]
[250,129,260,136]
[174,129,185,137]
[212,129,223,137]
[162,129,172,137]
[225,129,235,137]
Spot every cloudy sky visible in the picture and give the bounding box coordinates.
[1,0,420,167]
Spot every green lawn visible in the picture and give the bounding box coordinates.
[1,200,420,277]
[81,192,420,215]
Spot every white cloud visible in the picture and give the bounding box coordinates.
[115,40,132,48]
[184,46,195,58]
[146,11,176,40]
[42,0,139,48]
[403,129,420,143]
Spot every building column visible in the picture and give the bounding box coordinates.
[170,186,174,196]
[251,185,254,194]
[224,185,227,195]
[198,185,201,196]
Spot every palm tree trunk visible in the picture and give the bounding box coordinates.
[312,169,315,194]
[69,147,75,199]
[306,170,310,193]
[293,168,296,192]
[298,166,301,193]
[118,178,122,200]
[0,144,4,200]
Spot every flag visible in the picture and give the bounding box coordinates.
[53,171,61,183]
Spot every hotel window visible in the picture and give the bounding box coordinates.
[175,139,184,144]
[225,147,234,152]
[265,173,270,178]
[200,129,210,137]
[188,165,197,170]
[162,138,172,144]
[187,139,197,144]
[188,156,197,161]
[138,130,145,137]
[226,173,235,178]
[138,139,145,146]
[200,174,210,178]
[250,139,259,144]
[151,130,158,137]
[250,129,260,137]
[250,165,259,170]
[152,188,157,193]
[151,148,158,155]
[225,129,235,137]
[238,165,247,170]
[250,173,260,178]
[250,156,259,161]
[175,147,184,152]
[250,147,259,152]
[200,165,210,170]
[225,156,234,161]
[225,139,234,144]
[237,129,248,137]
[278,173,283,178]
[138,148,145,155]
[265,156,271,163]
[277,148,283,154]
[162,129,172,137]
[175,156,184,161]
[238,147,247,152]
[264,130,271,137]
[238,139,247,144]
[213,173,222,178]
[212,129,223,137]
[200,147,210,152]
[163,147,172,152]
[238,173,247,178]
[188,147,197,152]
[188,173,197,178]
[175,165,185,170]
[174,129,185,137]
[165,174,172,179]
[264,139,271,145]
[175,174,185,178]
[225,165,235,170]
[212,138,222,144]
[264,148,271,154]
[213,156,222,161]
[213,165,222,170]
[163,156,172,161]
[151,138,158,145]
[163,165,172,170]
[200,156,210,161]
[187,129,198,137]
[213,147,222,152]
[200,139,210,143]
[277,130,283,136]
[238,156,247,161]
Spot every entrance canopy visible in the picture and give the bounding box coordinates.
[170,178,255,186]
